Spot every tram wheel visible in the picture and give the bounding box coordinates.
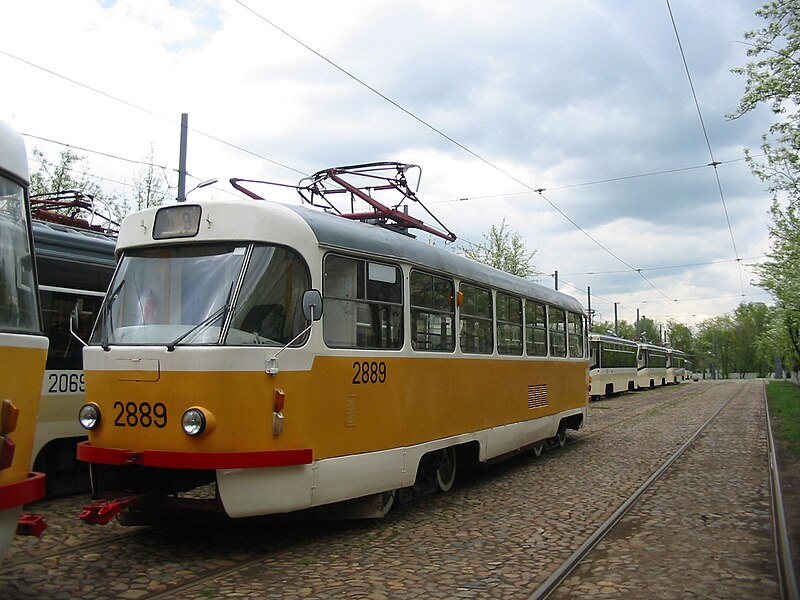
[378,489,396,516]
[532,443,544,457]
[555,423,567,448]
[436,447,457,492]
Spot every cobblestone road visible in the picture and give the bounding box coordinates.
[0,380,785,599]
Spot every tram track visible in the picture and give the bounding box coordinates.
[576,380,729,442]
[528,380,796,600]
[1,380,789,599]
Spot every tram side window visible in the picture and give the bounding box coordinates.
[0,178,39,332]
[323,254,403,349]
[525,301,548,357]
[590,340,600,368]
[548,306,567,358]
[410,270,454,352]
[496,292,522,355]
[602,343,637,368]
[567,312,584,358]
[40,291,104,369]
[459,283,493,354]
[227,245,311,346]
[649,351,667,369]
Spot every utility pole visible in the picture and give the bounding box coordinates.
[614,302,619,336]
[587,286,592,327]
[177,113,188,202]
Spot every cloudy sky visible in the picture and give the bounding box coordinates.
[0,0,778,332]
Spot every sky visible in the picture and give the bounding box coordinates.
[0,0,779,333]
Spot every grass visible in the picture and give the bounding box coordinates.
[767,381,800,452]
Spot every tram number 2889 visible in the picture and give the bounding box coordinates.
[352,361,387,385]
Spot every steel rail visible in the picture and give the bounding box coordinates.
[527,384,744,600]
[764,382,799,600]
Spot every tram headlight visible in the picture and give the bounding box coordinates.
[79,403,101,430]
[181,407,215,437]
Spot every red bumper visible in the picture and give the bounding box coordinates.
[0,472,46,511]
[77,441,312,469]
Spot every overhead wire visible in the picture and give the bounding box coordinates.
[2,12,760,323]
[232,0,696,314]
[0,48,304,178]
[665,0,745,297]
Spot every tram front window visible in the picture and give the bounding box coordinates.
[0,177,39,332]
[90,243,247,346]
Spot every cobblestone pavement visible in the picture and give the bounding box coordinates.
[0,380,785,599]
[552,379,778,599]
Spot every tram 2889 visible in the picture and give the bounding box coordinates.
[78,193,589,524]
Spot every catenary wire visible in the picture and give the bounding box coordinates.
[666,0,744,297]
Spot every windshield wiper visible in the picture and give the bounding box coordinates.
[166,283,234,352]
[102,279,126,351]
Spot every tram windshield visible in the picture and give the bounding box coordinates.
[90,243,311,348]
[0,175,39,332]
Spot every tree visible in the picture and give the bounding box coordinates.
[666,320,694,353]
[130,145,169,212]
[730,1,800,374]
[591,319,637,339]
[457,218,540,279]
[732,302,773,377]
[635,315,662,345]
[30,147,124,224]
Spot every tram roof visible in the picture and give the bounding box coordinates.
[588,332,638,346]
[285,203,585,313]
[0,121,29,185]
[32,219,117,268]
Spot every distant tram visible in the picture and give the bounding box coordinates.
[668,348,687,383]
[636,342,669,389]
[0,122,48,558]
[77,163,590,524]
[589,333,638,398]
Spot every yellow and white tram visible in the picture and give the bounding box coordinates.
[0,122,48,557]
[78,177,589,523]
[636,342,668,390]
[589,333,638,398]
[667,348,687,383]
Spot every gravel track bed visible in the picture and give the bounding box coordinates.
[0,380,774,599]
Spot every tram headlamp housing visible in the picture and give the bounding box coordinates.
[181,407,215,437]
[79,403,101,430]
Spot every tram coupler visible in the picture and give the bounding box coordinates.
[16,513,47,537]
[79,495,145,525]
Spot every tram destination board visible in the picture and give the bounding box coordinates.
[153,205,201,239]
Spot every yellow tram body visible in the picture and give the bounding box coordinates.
[0,121,48,557]
[80,198,588,520]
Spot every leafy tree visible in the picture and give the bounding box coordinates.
[666,320,694,353]
[30,147,124,224]
[732,302,773,376]
[730,1,800,373]
[591,318,637,339]
[457,218,540,279]
[31,148,101,197]
[636,315,662,345]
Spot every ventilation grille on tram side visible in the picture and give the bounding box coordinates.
[528,384,548,409]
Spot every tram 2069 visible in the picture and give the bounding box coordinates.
[78,195,589,524]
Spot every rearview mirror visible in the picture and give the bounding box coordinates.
[302,289,323,322]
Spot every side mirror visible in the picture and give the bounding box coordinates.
[302,289,323,322]
[71,302,80,331]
